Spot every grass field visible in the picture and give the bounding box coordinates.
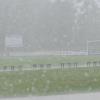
[0,55,99,97]
[0,68,100,97]
[0,55,100,66]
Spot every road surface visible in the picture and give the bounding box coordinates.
[1,92,100,100]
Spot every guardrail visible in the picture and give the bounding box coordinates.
[0,61,100,72]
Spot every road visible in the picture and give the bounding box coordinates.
[1,92,100,100]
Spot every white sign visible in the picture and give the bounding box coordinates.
[5,35,23,47]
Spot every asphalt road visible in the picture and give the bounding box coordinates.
[1,92,100,100]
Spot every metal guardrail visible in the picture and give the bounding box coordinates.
[0,61,100,72]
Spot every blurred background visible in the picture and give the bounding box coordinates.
[0,0,100,56]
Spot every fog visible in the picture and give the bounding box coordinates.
[0,0,100,99]
[0,0,100,54]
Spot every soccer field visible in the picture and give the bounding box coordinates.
[0,55,100,97]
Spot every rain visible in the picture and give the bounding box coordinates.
[0,0,100,100]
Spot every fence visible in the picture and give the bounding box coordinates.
[7,51,88,57]
[0,61,100,72]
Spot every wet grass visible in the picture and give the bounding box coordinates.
[0,67,100,97]
[0,56,99,96]
[0,55,100,66]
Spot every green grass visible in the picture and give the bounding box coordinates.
[0,67,100,97]
[0,55,99,97]
[0,55,100,66]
